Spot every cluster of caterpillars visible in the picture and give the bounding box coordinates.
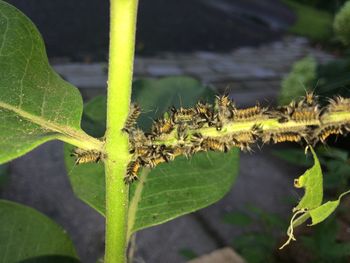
[72,93,350,184]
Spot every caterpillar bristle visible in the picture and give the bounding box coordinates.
[72,148,103,165]
[122,103,141,133]
[232,104,267,121]
[327,96,350,113]
[151,117,174,137]
[125,159,141,184]
[313,125,344,144]
[290,107,320,123]
[171,106,198,124]
[122,93,350,184]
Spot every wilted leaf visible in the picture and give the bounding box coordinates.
[280,147,350,249]
[309,190,350,226]
[294,147,323,210]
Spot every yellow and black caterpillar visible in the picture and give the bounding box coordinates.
[71,93,350,184]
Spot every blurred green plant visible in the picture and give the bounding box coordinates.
[334,1,350,46]
[179,248,198,261]
[288,0,346,13]
[278,56,317,105]
[282,0,333,41]
[223,206,286,263]
[301,217,350,263]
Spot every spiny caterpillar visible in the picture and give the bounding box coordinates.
[232,104,267,121]
[122,93,350,184]
[70,93,350,184]
[71,148,104,165]
[122,103,141,134]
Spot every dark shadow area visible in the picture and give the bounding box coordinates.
[19,256,80,263]
[6,0,294,59]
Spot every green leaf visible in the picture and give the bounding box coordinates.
[308,200,339,225]
[132,76,216,131]
[65,77,239,235]
[309,190,350,226]
[128,149,239,234]
[294,147,323,210]
[64,144,105,216]
[278,56,317,105]
[0,1,98,164]
[0,200,78,263]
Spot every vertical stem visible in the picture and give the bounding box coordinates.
[105,0,139,262]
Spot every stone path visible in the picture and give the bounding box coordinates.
[1,36,335,263]
[53,36,334,105]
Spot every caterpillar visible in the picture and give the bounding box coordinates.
[171,106,198,124]
[123,94,350,184]
[151,117,174,137]
[298,91,318,108]
[270,132,304,144]
[313,125,344,144]
[125,159,142,184]
[215,94,233,121]
[122,103,141,133]
[275,101,296,123]
[176,124,189,145]
[231,125,261,151]
[195,101,214,127]
[71,148,104,165]
[290,107,320,123]
[129,129,152,155]
[143,156,168,168]
[232,104,267,121]
[326,96,350,113]
[202,137,229,152]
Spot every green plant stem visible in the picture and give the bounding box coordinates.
[104,0,139,262]
[152,111,350,146]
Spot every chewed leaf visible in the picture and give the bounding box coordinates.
[294,146,323,210]
[309,189,350,226]
[281,146,350,249]
[308,200,339,226]
[0,1,98,164]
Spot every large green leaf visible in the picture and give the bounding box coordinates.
[65,77,240,234]
[0,1,89,164]
[0,200,79,263]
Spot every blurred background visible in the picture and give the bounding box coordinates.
[1,0,350,262]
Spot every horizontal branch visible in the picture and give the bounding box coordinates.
[123,94,350,183]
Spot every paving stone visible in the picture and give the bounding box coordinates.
[196,148,304,245]
[189,247,245,263]
[146,64,184,77]
[134,214,218,263]
[52,37,334,91]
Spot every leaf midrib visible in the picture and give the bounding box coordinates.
[0,101,103,150]
[127,168,150,238]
